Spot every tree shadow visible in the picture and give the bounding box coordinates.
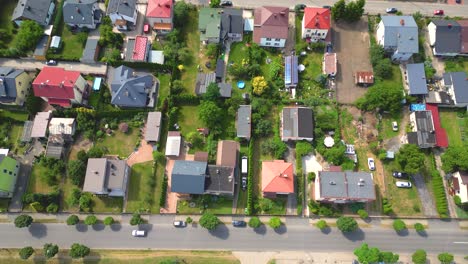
[253,225,267,235]
[75,224,88,232]
[139,224,153,235]
[110,223,122,232]
[363,218,372,224]
[396,229,409,237]
[416,230,428,237]
[342,228,365,241]
[208,223,229,240]
[29,223,47,238]
[92,224,105,231]
[320,227,331,234]
[191,222,198,228]
[274,225,287,235]
[83,251,102,264]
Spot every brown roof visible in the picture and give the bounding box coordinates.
[355,72,374,84]
[328,166,342,172]
[253,6,289,44]
[216,140,239,167]
[168,131,180,137]
[453,177,460,192]
[194,151,209,162]
[458,20,468,53]
[323,53,337,75]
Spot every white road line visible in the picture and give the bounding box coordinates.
[453,242,468,244]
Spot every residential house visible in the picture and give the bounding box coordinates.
[30,112,52,139]
[145,112,162,143]
[165,131,181,156]
[301,7,331,41]
[261,160,294,197]
[218,83,232,98]
[236,105,251,140]
[407,110,436,148]
[428,20,461,57]
[195,72,216,95]
[443,72,468,107]
[109,65,158,108]
[0,67,31,106]
[323,53,337,78]
[63,0,102,29]
[425,104,448,148]
[125,36,150,62]
[216,140,239,168]
[81,38,100,63]
[459,20,468,55]
[220,9,244,43]
[253,6,289,48]
[205,165,235,196]
[107,0,137,31]
[405,63,428,95]
[355,72,374,87]
[146,0,174,34]
[32,67,87,107]
[199,8,222,43]
[0,149,19,198]
[171,160,207,194]
[48,118,76,140]
[284,55,299,89]
[83,158,130,197]
[215,59,225,81]
[315,170,376,203]
[376,16,418,62]
[280,107,314,142]
[12,0,55,26]
[452,171,468,204]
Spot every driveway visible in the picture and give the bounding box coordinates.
[160,148,187,214]
[423,29,445,77]
[127,139,154,167]
[412,174,438,217]
[284,145,297,215]
[284,11,296,54]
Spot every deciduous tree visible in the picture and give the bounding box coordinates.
[248,217,262,228]
[43,243,59,259]
[69,243,90,259]
[14,21,43,53]
[14,215,33,228]
[268,217,282,229]
[392,219,407,232]
[336,216,358,232]
[130,213,144,226]
[199,212,220,230]
[438,252,454,264]
[441,146,468,173]
[19,246,34,260]
[198,101,223,130]
[412,249,427,264]
[103,216,114,226]
[84,215,98,226]
[396,144,425,175]
[252,76,268,96]
[67,215,80,226]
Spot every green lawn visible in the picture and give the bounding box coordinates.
[0,199,9,212]
[126,161,156,213]
[178,105,202,138]
[261,197,287,215]
[444,58,468,73]
[177,198,233,215]
[0,110,29,121]
[26,164,56,194]
[95,128,140,158]
[0,0,18,48]
[56,26,87,59]
[90,196,123,213]
[439,110,465,147]
[180,9,200,94]
[60,176,79,212]
[88,90,101,109]
[380,112,403,140]
[455,206,468,219]
[156,73,171,108]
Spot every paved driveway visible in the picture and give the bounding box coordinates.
[412,174,438,217]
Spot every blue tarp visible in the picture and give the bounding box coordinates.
[93,77,102,91]
[410,104,426,111]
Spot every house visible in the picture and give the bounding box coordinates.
[107,0,137,31]
[48,118,76,141]
[109,65,158,108]
[301,7,331,41]
[171,160,207,194]
[32,67,88,107]
[195,72,216,95]
[218,83,232,98]
[323,53,337,78]
[220,8,244,43]
[428,20,461,56]
[146,0,174,34]
[443,72,468,107]
[284,55,299,89]
[83,158,130,197]
[253,6,289,48]
[452,171,468,204]
[236,105,251,140]
[405,63,428,95]
[199,8,222,43]
[125,36,150,62]
[459,20,468,54]
[12,0,55,26]
[315,171,376,203]
[376,16,418,62]
[215,59,225,81]
[407,110,436,148]
[81,38,100,63]
[205,165,235,196]
[63,0,102,29]
[280,107,314,142]
[165,131,181,156]
[216,140,239,168]
[145,112,162,142]
[0,149,19,198]
[30,112,52,138]
[261,160,294,197]
[425,104,448,148]
[0,67,31,106]
[355,71,374,87]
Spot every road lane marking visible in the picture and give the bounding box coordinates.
[453,242,468,244]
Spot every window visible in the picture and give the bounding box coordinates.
[274,43,279,46]
[275,38,280,41]
[266,38,272,41]
[265,42,271,46]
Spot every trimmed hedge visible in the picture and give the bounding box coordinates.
[429,154,448,218]
[246,139,254,215]
[159,175,168,207]
[112,61,173,72]
[170,94,200,105]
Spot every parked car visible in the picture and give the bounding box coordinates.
[456,0,461,3]
[241,177,247,191]
[386,8,398,14]
[368,158,375,171]
[396,181,412,188]
[392,121,398,132]
[434,10,444,15]
[392,171,409,178]
[220,0,233,6]
[45,60,57,66]
[326,43,333,53]
[173,221,187,228]
[322,5,332,9]
[232,220,246,227]
[132,230,146,237]
[295,4,306,10]
[143,24,150,34]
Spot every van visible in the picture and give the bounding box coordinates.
[241,156,248,174]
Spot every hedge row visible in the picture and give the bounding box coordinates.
[430,155,448,218]
[46,53,81,62]
[159,175,168,207]
[51,0,65,36]
[246,139,255,215]
[169,94,200,105]
[112,61,173,72]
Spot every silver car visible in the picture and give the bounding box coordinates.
[396,181,412,188]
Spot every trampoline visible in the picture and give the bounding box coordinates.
[237,81,246,89]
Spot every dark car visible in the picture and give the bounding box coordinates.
[386,7,398,14]
[392,171,409,178]
[241,177,247,191]
[220,0,232,6]
[232,220,246,227]
[322,5,331,9]
[326,43,333,53]
[295,4,306,10]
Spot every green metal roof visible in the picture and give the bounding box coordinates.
[199,8,221,41]
[0,156,19,195]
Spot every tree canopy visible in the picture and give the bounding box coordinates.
[438,252,454,264]
[252,76,268,96]
[84,215,98,226]
[204,83,221,102]
[67,160,86,186]
[268,217,282,229]
[14,21,43,53]
[412,249,427,264]
[104,216,115,226]
[356,82,404,114]
[130,213,144,226]
[331,0,366,22]
[14,214,33,228]
[67,215,80,226]
[336,216,358,232]
[396,144,425,175]
[441,146,468,173]
[198,101,223,131]
[199,212,220,230]
[248,217,262,228]
[354,243,399,264]
[392,219,407,232]
[43,243,59,259]
[69,243,91,259]
[19,247,34,260]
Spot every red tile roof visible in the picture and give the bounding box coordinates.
[458,20,468,53]
[132,36,149,61]
[303,7,331,30]
[32,67,81,100]
[147,0,173,18]
[253,6,289,44]
[262,160,294,194]
[426,104,448,148]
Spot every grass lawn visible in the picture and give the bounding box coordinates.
[90,196,123,213]
[0,0,18,48]
[180,9,200,94]
[177,198,233,215]
[60,176,79,212]
[126,161,156,213]
[455,206,468,219]
[340,108,358,144]
[380,112,403,140]
[178,105,202,138]
[26,164,56,194]
[95,128,140,158]
[88,90,101,109]
[0,110,29,121]
[156,73,171,108]
[262,197,287,215]
[57,26,87,59]
[0,199,9,212]
[444,58,468,73]
[439,110,465,147]
[381,65,403,88]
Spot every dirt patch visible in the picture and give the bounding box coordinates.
[333,18,373,104]
[68,135,93,160]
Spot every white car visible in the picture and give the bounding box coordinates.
[173,221,187,227]
[368,158,375,171]
[132,230,146,237]
[396,181,412,188]
[392,121,398,132]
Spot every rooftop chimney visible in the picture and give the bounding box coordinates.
[448,23,452,29]
[280,11,286,16]
[329,181,336,185]
[76,7,80,14]
[400,19,405,26]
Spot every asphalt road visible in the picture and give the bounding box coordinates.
[1,218,467,254]
[0,58,107,75]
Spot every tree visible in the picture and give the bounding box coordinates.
[356,82,404,114]
[441,146,468,173]
[252,76,268,96]
[255,120,272,137]
[43,243,59,259]
[344,0,366,22]
[396,144,425,175]
[199,212,220,230]
[14,21,43,53]
[87,146,104,158]
[315,220,328,230]
[357,209,368,219]
[209,0,220,7]
[380,251,399,263]
[336,216,358,232]
[174,1,190,27]
[248,217,262,228]
[206,43,219,58]
[414,223,425,232]
[186,216,193,224]
[25,92,43,116]
[67,160,86,186]
[171,80,185,95]
[331,0,346,21]
[204,83,221,102]
[412,249,427,264]
[393,219,407,232]
[198,101,223,130]
[103,216,114,226]
[67,215,80,226]
[268,217,282,229]
[14,214,33,228]
[46,203,59,213]
[374,58,393,79]
[19,246,34,260]
[130,213,144,226]
[69,243,90,259]
[67,188,82,207]
[79,192,92,211]
[84,215,98,225]
[438,252,454,264]
[186,132,204,149]
[354,243,399,264]
[259,198,274,213]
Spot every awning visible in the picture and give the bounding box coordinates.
[48,98,71,107]
[324,136,335,148]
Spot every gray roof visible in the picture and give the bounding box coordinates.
[63,0,97,26]
[81,38,99,63]
[12,0,54,26]
[406,63,428,95]
[21,121,33,142]
[83,158,107,194]
[105,159,129,196]
[205,165,235,195]
[319,171,375,200]
[125,39,135,61]
[237,105,251,140]
[45,135,65,159]
[0,68,24,103]
[281,107,314,141]
[145,112,162,142]
[171,160,207,194]
[218,83,232,98]
[83,158,129,196]
[380,16,418,54]
[216,59,225,79]
[110,66,155,107]
[107,0,136,17]
[409,111,436,148]
[431,20,461,54]
[220,9,243,40]
[444,72,468,104]
[195,72,216,95]
[34,35,49,57]
[31,112,51,138]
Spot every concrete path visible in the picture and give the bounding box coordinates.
[127,139,154,167]
[413,174,438,217]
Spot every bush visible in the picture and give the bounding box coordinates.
[46,203,59,213]
[414,223,425,232]
[186,217,193,224]
[43,243,59,259]
[130,213,144,226]
[67,215,80,226]
[199,213,220,230]
[307,172,316,183]
[357,209,368,219]
[69,243,91,259]
[84,215,98,225]
[79,192,93,211]
[412,249,427,264]
[19,246,34,260]
[248,217,262,228]
[14,214,33,228]
[382,198,393,215]
[336,216,358,232]
[246,139,254,215]
[103,216,114,226]
[159,176,168,207]
[454,195,462,206]
[392,219,407,232]
[268,217,282,229]
[315,220,328,230]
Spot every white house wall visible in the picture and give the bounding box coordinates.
[259,38,285,48]
[428,22,437,46]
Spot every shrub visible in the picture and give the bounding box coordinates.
[69,243,90,259]
[186,217,193,224]
[46,203,59,213]
[103,216,114,226]
[43,243,59,259]
[246,139,254,215]
[159,176,168,207]
[454,195,462,206]
[437,252,454,264]
[66,215,80,226]
[315,220,328,230]
[382,198,393,215]
[268,217,282,229]
[248,217,262,228]
[357,209,368,219]
[412,249,427,264]
[14,214,33,228]
[130,213,144,226]
[392,219,406,232]
[199,213,220,230]
[19,246,34,260]
[307,172,316,183]
[84,215,98,225]
[414,223,425,232]
[336,216,358,232]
